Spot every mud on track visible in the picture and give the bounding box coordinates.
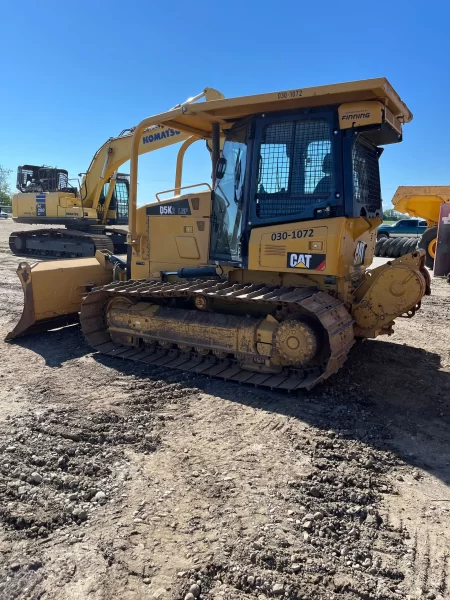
[0,221,449,600]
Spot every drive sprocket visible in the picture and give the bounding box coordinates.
[273,320,318,365]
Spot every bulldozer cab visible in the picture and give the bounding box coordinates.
[209,105,393,265]
[127,78,412,275]
[16,165,77,194]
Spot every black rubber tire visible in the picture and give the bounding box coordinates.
[388,238,399,257]
[379,238,393,257]
[398,238,411,256]
[407,239,418,253]
[374,239,385,256]
[387,238,400,258]
[419,226,438,270]
[389,238,403,258]
[382,238,394,258]
[390,238,402,258]
[385,238,398,258]
[377,232,389,241]
[406,239,417,254]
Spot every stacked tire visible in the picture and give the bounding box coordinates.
[374,237,418,258]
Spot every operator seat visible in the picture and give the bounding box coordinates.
[313,153,332,195]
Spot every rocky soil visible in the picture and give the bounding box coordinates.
[0,220,449,600]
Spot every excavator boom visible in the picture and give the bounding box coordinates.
[10,87,224,259]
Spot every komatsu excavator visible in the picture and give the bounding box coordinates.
[11,167,130,256]
[9,88,224,258]
[7,78,431,391]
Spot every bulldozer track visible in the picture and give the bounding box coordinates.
[81,279,355,391]
[9,228,115,259]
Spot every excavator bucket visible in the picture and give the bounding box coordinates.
[6,252,115,341]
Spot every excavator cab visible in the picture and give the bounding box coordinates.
[99,175,129,225]
[16,165,77,194]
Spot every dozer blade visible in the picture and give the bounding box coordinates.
[6,253,115,341]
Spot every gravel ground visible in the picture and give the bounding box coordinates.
[0,220,449,600]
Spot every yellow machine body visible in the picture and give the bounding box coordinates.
[7,77,431,390]
[132,189,212,280]
[9,198,429,355]
[338,101,402,135]
[12,191,99,222]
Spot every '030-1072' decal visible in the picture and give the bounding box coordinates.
[271,229,314,241]
[287,252,326,271]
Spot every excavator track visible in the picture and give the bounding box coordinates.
[9,229,115,259]
[81,279,355,391]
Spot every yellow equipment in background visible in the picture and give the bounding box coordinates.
[7,78,431,390]
[393,186,450,268]
[10,88,224,259]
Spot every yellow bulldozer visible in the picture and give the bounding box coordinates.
[9,88,224,259]
[6,78,431,391]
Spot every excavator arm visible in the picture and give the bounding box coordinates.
[80,87,224,219]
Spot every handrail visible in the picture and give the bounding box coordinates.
[174,137,199,193]
[128,87,223,242]
[155,183,212,202]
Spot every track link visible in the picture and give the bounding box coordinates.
[81,279,355,391]
[9,229,115,259]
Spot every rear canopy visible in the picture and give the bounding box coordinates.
[128,77,411,238]
[158,78,412,138]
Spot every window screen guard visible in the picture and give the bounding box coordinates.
[114,180,129,220]
[352,137,381,214]
[256,118,333,220]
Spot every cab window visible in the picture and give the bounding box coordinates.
[210,127,248,261]
[256,118,333,220]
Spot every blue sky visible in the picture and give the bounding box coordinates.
[1,0,449,208]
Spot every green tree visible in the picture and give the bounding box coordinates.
[0,165,13,207]
[383,208,405,221]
